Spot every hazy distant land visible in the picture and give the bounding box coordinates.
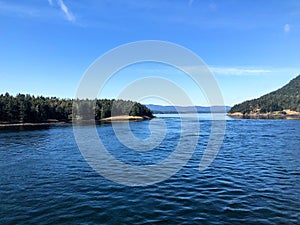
[146,105,231,114]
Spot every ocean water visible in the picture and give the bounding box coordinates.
[0,114,299,224]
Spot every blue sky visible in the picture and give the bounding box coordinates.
[0,0,300,106]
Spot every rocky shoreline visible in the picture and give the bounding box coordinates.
[0,121,67,127]
[0,115,154,127]
[228,110,300,120]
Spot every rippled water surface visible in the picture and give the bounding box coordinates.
[0,114,299,224]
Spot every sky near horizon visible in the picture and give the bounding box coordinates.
[0,0,300,106]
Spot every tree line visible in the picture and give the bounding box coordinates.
[229,75,300,114]
[0,93,153,123]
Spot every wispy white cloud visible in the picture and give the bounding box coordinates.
[47,0,75,22]
[48,0,54,6]
[181,65,272,76]
[210,66,300,76]
[57,0,75,22]
[284,23,290,33]
[209,2,217,12]
[189,0,217,12]
[188,0,194,7]
[127,64,299,77]
[0,1,41,17]
[210,67,272,76]
[0,1,75,22]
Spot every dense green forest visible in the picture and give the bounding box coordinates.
[0,93,153,123]
[229,75,300,114]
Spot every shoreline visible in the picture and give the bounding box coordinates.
[0,115,153,127]
[0,121,68,127]
[227,110,300,120]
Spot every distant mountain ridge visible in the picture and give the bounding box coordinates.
[146,104,231,113]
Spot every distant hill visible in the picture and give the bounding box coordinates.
[228,74,300,119]
[146,104,231,114]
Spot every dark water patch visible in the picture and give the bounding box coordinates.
[0,117,299,224]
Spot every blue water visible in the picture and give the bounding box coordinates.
[0,114,299,224]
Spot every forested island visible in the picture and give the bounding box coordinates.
[228,75,300,119]
[0,93,154,125]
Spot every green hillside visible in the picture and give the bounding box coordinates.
[229,75,300,114]
[0,93,154,123]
